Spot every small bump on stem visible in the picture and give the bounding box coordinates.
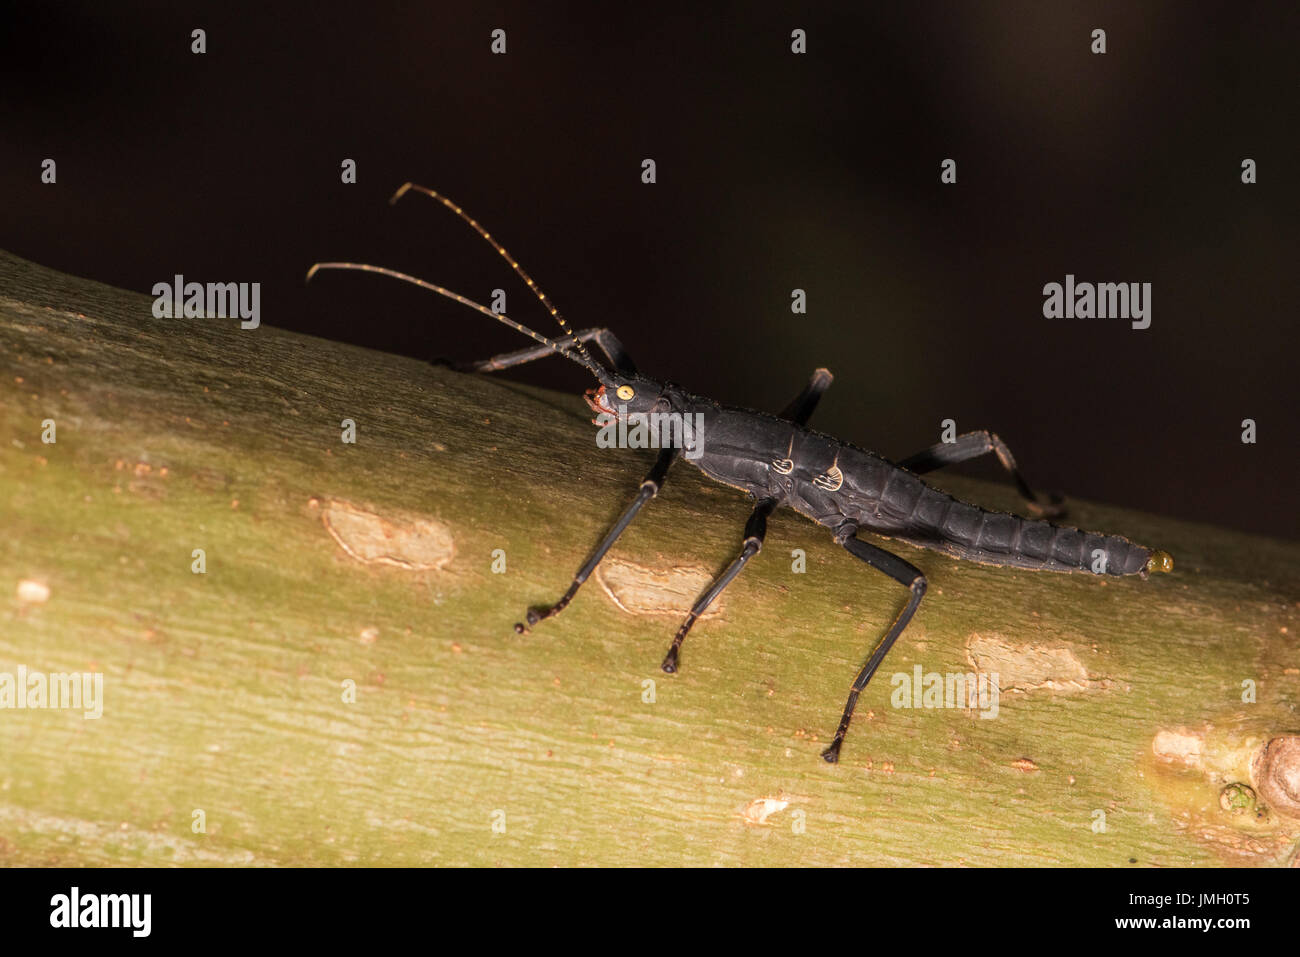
[1145,550,1174,574]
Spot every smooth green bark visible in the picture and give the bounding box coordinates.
[1,251,1297,866]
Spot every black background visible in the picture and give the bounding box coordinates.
[3,1,1297,538]
[0,865,1284,940]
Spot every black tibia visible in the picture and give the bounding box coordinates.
[661,497,778,674]
[515,446,677,633]
[896,430,1064,518]
[779,368,833,425]
[821,530,927,764]
[661,372,829,672]
[459,327,636,375]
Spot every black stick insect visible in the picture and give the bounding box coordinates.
[308,183,1175,763]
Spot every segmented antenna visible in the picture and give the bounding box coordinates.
[304,261,602,375]
[390,183,597,369]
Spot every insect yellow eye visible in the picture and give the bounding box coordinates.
[616,385,635,401]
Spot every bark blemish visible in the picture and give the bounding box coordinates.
[1252,736,1300,819]
[741,796,789,826]
[319,499,454,571]
[1151,727,1206,768]
[966,632,1101,693]
[595,558,725,618]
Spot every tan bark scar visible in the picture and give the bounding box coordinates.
[595,557,725,618]
[317,499,454,570]
[966,632,1107,693]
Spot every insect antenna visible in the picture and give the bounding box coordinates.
[304,261,604,376]
[390,183,599,370]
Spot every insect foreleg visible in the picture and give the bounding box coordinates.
[515,446,678,634]
[458,327,637,375]
[896,430,1064,518]
[821,533,927,764]
[660,497,779,674]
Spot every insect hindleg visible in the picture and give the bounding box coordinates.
[896,430,1064,518]
[660,497,778,674]
[459,328,637,375]
[821,533,927,764]
[515,446,678,634]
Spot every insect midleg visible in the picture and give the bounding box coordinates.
[896,430,1064,518]
[659,369,833,672]
[515,446,680,634]
[457,327,637,375]
[821,533,928,764]
[660,497,778,674]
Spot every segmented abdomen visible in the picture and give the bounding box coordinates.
[848,469,1152,576]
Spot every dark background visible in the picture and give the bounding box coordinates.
[3,1,1297,538]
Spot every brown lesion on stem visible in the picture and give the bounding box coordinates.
[1253,736,1300,819]
[1145,722,1300,863]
